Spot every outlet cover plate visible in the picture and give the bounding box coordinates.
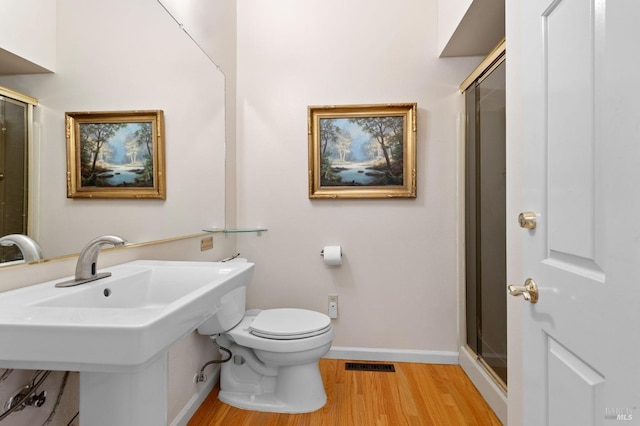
[200,237,213,251]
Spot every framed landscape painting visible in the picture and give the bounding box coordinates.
[66,110,166,199]
[308,103,417,199]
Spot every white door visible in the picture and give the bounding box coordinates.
[514,0,640,424]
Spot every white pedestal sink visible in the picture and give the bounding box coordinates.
[0,260,255,426]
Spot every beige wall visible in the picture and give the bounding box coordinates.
[235,0,480,353]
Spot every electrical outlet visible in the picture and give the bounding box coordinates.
[200,236,213,251]
[328,295,338,319]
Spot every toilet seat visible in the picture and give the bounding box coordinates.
[225,309,333,353]
[250,308,332,340]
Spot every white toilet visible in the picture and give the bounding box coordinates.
[196,262,334,414]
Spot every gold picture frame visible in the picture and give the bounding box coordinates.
[66,110,166,199]
[308,103,417,199]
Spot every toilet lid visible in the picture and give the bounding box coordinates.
[249,308,332,340]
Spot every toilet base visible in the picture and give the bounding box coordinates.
[219,361,327,413]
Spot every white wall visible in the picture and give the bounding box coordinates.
[236,0,480,354]
[0,0,56,72]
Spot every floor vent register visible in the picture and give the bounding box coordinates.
[345,362,396,372]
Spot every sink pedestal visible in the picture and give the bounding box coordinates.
[79,354,168,426]
[0,260,256,425]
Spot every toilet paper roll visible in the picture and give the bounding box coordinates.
[322,245,342,266]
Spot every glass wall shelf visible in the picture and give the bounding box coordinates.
[203,227,267,236]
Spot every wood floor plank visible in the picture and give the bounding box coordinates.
[187,359,502,426]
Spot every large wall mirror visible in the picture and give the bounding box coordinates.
[0,0,229,267]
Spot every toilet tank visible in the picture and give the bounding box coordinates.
[197,286,247,335]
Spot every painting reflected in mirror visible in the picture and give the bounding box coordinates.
[66,110,166,200]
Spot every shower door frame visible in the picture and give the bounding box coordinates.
[457,40,508,423]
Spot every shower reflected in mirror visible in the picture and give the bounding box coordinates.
[0,93,32,263]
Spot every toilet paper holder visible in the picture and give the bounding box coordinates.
[320,248,342,257]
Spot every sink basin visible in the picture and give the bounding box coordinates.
[0,259,255,372]
[34,263,241,310]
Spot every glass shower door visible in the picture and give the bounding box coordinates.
[465,59,507,387]
[0,96,29,263]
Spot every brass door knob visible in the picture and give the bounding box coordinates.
[518,211,537,229]
[508,278,539,303]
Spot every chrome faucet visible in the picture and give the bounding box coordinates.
[0,234,44,262]
[55,235,127,288]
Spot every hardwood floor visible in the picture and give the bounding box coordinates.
[188,359,502,425]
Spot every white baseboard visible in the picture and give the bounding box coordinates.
[170,367,220,426]
[325,346,459,365]
[458,346,507,425]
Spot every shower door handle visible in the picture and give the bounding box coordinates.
[508,278,539,303]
